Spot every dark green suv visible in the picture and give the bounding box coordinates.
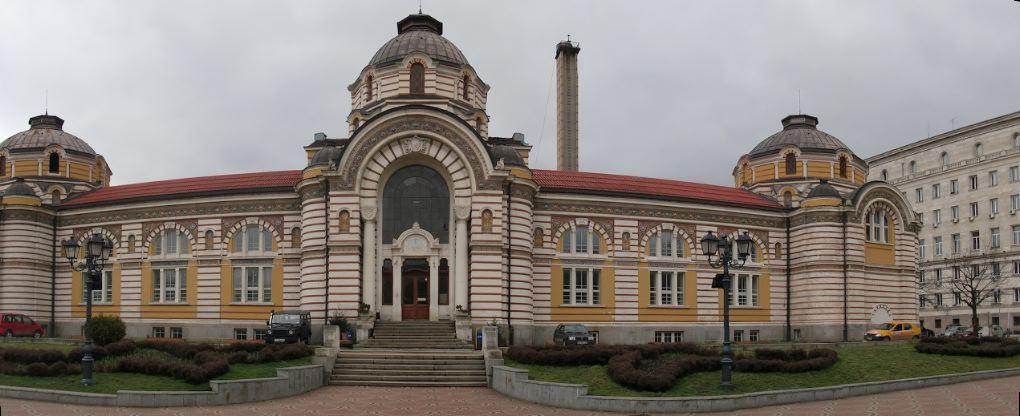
[266,310,311,344]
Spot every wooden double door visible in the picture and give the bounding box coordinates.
[401,269,429,320]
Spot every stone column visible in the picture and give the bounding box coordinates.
[429,255,439,321]
[392,257,403,322]
[361,205,377,315]
[454,205,471,312]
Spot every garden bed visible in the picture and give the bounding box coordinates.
[0,340,313,394]
[505,343,1020,397]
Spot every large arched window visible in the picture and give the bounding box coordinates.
[0,155,6,175]
[647,229,686,258]
[231,224,274,255]
[365,75,373,101]
[561,223,602,255]
[48,152,60,174]
[150,228,190,304]
[838,156,849,178]
[462,74,470,100]
[784,152,797,175]
[409,63,425,94]
[383,165,450,243]
[866,208,890,243]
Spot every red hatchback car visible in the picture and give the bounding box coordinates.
[1,313,45,338]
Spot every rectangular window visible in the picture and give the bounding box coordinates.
[793,329,801,340]
[934,237,943,256]
[953,292,962,306]
[575,226,589,254]
[991,198,1000,215]
[971,231,981,251]
[991,228,1001,248]
[952,234,961,254]
[1012,194,1020,211]
[654,331,684,343]
[969,175,978,190]
[1013,226,1020,246]
[952,318,960,326]
[951,206,960,221]
[933,209,941,225]
[935,319,941,328]
[733,330,744,342]
[731,274,759,307]
[950,179,959,194]
[562,267,601,306]
[1015,288,1020,303]
[993,289,1002,304]
[919,239,926,259]
[83,270,113,304]
[970,202,979,218]
[170,327,183,339]
[151,267,187,303]
[1014,261,1020,275]
[749,330,760,342]
[253,329,268,341]
[231,265,272,303]
[233,328,248,340]
[919,270,925,283]
[992,262,1001,276]
[990,171,999,186]
[650,270,685,306]
[919,295,926,308]
[915,188,923,203]
[1011,166,1020,182]
[932,184,941,199]
[936,293,943,306]
[1015,317,1020,327]
[992,316,1000,326]
[152,327,165,338]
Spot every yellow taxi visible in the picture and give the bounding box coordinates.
[863,321,921,341]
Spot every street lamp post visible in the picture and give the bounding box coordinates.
[700,230,753,389]
[61,234,112,387]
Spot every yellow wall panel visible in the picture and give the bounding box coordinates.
[716,270,771,322]
[139,260,198,319]
[218,258,283,320]
[71,263,122,318]
[549,260,616,322]
[13,160,36,175]
[807,161,830,178]
[637,263,698,322]
[753,164,774,181]
[864,242,895,265]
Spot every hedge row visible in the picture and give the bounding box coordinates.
[115,351,230,384]
[734,348,838,373]
[0,361,81,377]
[607,351,719,392]
[915,337,1020,358]
[506,342,719,366]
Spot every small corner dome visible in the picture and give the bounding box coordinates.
[308,146,342,167]
[367,14,470,68]
[748,114,851,158]
[0,114,97,155]
[489,144,526,168]
[806,180,842,199]
[2,178,38,198]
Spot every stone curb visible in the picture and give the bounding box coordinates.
[0,364,324,407]
[491,365,1020,413]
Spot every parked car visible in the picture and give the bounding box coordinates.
[553,324,595,346]
[979,325,1007,337]
[0,312,45,338]
[864,321,920,341]
[941,324,965,337]
[265,310,311,344]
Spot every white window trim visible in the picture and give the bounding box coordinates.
[82,270,114,305]
[231,226,276,257]
[649,270,685,307]
[731,273,760,308]
[866,209,890,244]
[647,230,687,259]
[561,266,602,306]
[560,224,603,257]
[152,229,191,259]
[231,265,274,304]
[151,266,188,304]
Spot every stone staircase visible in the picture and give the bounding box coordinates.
[330,320,486,387]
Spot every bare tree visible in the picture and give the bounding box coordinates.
[919,257,1004,335]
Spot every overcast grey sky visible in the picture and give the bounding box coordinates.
[1,1,1018,186]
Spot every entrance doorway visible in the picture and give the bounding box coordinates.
[402,261,429,320]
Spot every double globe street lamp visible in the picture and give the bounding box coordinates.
[699,230,753,389]
[61,234,113,387]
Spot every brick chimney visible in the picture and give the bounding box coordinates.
[555,40,580,171]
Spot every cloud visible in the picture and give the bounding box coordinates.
[1,0,1017,186]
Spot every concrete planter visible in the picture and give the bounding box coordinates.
[323,325,340,348]
[491,364,1020,413]
[0,364,324,407]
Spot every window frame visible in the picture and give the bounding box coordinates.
[649,270,685,307]
[151,266,188,304]
[561,266,602,306]
[231,225,274,256]
[865,209,890,244]
[231,265,274,304]
[731,273,760,307]
[560,224,603,256]
[82,270,114,304]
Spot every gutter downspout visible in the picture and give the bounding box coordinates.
[323,176,331,326]
[785,216,791,342]
[842,206,849,342]
[504,179,513,346]
[51,212,58,337]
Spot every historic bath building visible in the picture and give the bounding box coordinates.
[0,14,919,344]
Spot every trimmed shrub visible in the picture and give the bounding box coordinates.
[506,345,632,365]
[67,345,108,363]
[0,348,66,365]
[607,351,719,392]
[735,348,838,373]
[915,337,1020,357]
[222,340,265,353]
[90,315,126,346]
[138,338,215,359]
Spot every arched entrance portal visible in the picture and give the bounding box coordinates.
[379,165,453,321]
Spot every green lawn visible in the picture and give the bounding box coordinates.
[0,345,314,394]
[505,343,1020,397]
[0,342,76,353]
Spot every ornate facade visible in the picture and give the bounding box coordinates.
[0,14,918,344]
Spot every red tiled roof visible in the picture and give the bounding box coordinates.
[532,169,784,210]
[62,170,303,208]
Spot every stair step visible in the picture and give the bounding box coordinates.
[332,374,486,382]
[337,368,484,376]
[329,380,486,387]
[335,363,484,371]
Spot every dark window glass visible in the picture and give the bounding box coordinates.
[839,156,848,178]
[366,75,373,101]
[0,156,6,175]
[462,75,470,100]
[49,152,60,174]
[439,258,450,305]
[381,259,393,305]
[785,152,796,174]
[410,63,425,94]
[382,165,449,243]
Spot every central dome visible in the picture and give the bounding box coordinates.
[1,115,96,155]
[747,114,849,158]
[367,14,470,68]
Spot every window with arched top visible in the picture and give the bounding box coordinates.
[865,208,891,243]
[909,161,917,174]
[51,190,61,205]
[462,74,470,100]
[153,228,190,257]
[231,225,274,255]
[621,232,631,251]
[338,210,350,233]
[48,152,60,174]
[150,228,190,304]
[127,235,136,254]
[881,170,888,181]
[774,242,783,258]
[481,210,494,232]
[741,163,750,185]
[561,224,602,255]
[204,230,215,250]
[647,229,686,258]
[784,152,797,175]
[940,152,949,167]
[0,155,6,175]
[409,63,425,94]
[366,75,373,101]
[838,156,849,178]
[383,165,449,243]
[533,228,544,248]
[783,191,793,207]
[975,143,983,157]
[291,227,301,248]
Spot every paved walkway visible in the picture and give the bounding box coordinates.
[1,375,1018,415]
